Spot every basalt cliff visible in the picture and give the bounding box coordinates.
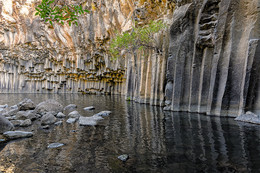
[0,0,259,117]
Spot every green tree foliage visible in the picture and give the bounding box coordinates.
[109,20,166,59]
[35,0,89,26]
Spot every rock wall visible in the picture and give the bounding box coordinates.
[0,0,173,108]
[0,0,134,94]
[164,0,260,117]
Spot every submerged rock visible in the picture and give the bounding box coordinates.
[83,106,95,111]
[15,110,36,121]
[79,115,103,126]
[235,112,260,125]
[3,131,33,139]
[10,120,23,127]
[0,115,14,133]
[41,112,57,125]
[64,104,77,112]
[56,112,66,118]
[118,154,129,162]
[20,119,32,127]
[18,98,35,111]
[79,117,97,126]
[66,118,77,124]
[41,125,50,129]
[68,111,81,119]
[0,104,8,109]
[47,143,64,149]
[2,106,19,117]
[54,121,63,126]
[35,99,63,116]
[95,111,112,116]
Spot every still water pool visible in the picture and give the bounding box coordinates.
[0,94,260,172]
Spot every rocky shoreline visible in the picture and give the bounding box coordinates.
[0,98,111,142]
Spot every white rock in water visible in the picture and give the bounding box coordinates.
[64,104,77,112]
[3,131,33,139]
[47,143,64,148]
[41,112,57,125]
[0,104,8,109]
[83,106,95,111]
[66,118,77,124]
[79,115,103,126]
[95,111,111,116]
[56,112,66,118]
[235,111,260,124]
[118,154,129,162]
[79,116,97,126]
[54,121,63,125]
[68,111,81,119]
[20,119,32,127]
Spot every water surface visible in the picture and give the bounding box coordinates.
[0,94,260,172]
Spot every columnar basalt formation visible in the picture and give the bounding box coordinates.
[164,0,260,117]
[0,0,135,94]
[0,0,173,107]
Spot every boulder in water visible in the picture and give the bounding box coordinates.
[235,111,260,125]
[41,112,57,125]
[20,119,32,127]
[83,106,95,111]
[47,143,64,148]
[3,131,33,140]
[95,111,111,117]
[68,111,81,119]
[54,121,63,126]
[56,112,66,118]
[35,99,63,116]
[18,98,35,111]
[0,115,14,133]
[64,104,77,113]
[66,118,77,124]
[118,154,129,162]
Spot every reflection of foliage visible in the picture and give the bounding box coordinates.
[109,20,166,59]
[35,0,89,26]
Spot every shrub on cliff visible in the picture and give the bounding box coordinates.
[35,0,89,26]
[109,20,166,59]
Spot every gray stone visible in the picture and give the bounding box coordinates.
[83,106,95,111]
[20,119,32,127]
[41,112,57,125]
[118,154,129,162]
[18,98,35,111]
[95,111,112,117]
[41,125,50,129]
[35,99,63,116]
[54,121,63,126]
[47,143,64,149]
[10,120,23,127]
[0,115,14,133]
[10,105,18,110]
[79,115,103,126]
[3,131,33,140]
[2,107,19,117]
[0,104,8,109]
[235,112,260,125]
[15,110,36,120]
[64,104,77,112]
[66,118,77,124]
[56,112,66,118]
[68,111,81,119]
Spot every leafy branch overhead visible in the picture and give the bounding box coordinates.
[109,20,166,58]
[35,0,89,26]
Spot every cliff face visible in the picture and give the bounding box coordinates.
[164,0,260,117]
[0,0,173,106]
[0,0,133,94]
